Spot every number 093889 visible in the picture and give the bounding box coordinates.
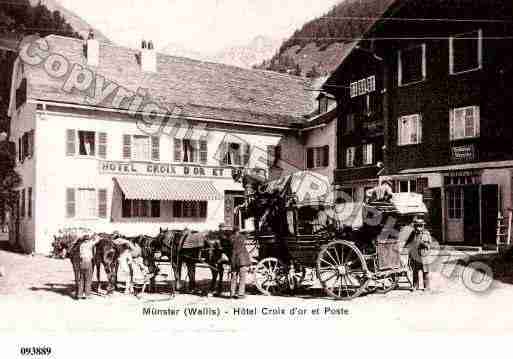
[20,346,52,356]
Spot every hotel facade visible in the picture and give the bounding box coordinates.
[8,35,315,254]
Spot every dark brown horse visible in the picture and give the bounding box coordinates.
[155,228,230,295]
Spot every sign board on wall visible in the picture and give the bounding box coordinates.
[99,160,235,179]
[451,144,477,162]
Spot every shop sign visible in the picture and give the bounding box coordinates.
[99,160,234,179]
[451,144,476,162]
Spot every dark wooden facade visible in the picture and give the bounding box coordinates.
[325,0,513,246]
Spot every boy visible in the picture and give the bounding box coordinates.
[230,226,250,299]
[407,217,432,291]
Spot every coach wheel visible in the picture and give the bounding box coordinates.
[316,240,369,300]
[254,257,288,296]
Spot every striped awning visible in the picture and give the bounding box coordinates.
[115,177,221,201]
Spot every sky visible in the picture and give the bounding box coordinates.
[57,0,341,53]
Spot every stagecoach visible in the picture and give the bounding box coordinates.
[235,169,428,300]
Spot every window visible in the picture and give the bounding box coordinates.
[450,106,480,140]
[398,114,422,146]
[173,201,207,218]
[122,197,160,218]
[78,130,96,156]
[450,30,482,75]
[19,130,34,162]
[222,142,241,166]
[66,188,107,219]
[267,145,281,167]
[398,44,426,86]
[76,188,97,219]
[67,130,107,158]
[362,143,373,165]
[319,96,329,114]
[345,146,356,168]
[132,135,150,161]
[306,146,329,169]
[175,138,208,164]
[345,114,355,133]
[447,187,463,219]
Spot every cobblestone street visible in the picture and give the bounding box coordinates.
[1,245,513,335]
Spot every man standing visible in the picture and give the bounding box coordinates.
[407,217,432,291]
[76,234,101,299]
[230,226,251,299]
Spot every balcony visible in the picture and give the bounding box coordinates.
[334,166,380,184]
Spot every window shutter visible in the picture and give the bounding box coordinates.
[173,201,182,218]
[66,188,75,218]
[28,187,32,218]
[220,142,229,165]
[122,134,131,159]
[190,140,198,163]
[267,145,275,167]
[174,139,182,162]
[98,132,107,159]
[18,138,21,162]
[199,201,207,218]
[29,130,34,157]
[242,143,250,166]
[322,146,329,167]
[199,139,208,164]
[66,129,76,156]
[151,136,160,161]
[306,148,314,169]
[98,189,107,218]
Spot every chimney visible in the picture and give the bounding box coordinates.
[141,39,157,72]
[85,30,99,66]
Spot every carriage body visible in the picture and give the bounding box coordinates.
[239,169,430,299]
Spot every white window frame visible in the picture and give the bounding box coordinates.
[362,143,373,165]
[76,188,97,219]
[398,114,422,146]
[345,146,356,168]
[449,106,480,140]
[132,135,151,162]
[449,29,483,75]
[398,44,426,87]
[222,142,242,166]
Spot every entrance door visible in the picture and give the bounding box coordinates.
[446,187,464,243]
[224,191,245,229]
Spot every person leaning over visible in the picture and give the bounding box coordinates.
[230,226,251,299]
[77,234,101,300]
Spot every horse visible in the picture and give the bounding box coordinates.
[156,228,230,296]
[66,233,120,297]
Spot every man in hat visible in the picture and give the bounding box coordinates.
[365,179,394,203]
[229,226,251,299]
[406,217,432,291]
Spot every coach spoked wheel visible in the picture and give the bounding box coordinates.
[316,240,369,300]
[254,257,288,296]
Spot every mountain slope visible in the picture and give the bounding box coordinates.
[39,0,111,42]
[257,0,394,76]
[162,36,282,69]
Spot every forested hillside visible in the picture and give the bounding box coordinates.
[255,0,393,76]
[0,0,81,133]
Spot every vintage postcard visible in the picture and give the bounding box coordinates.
[0,0,512,356]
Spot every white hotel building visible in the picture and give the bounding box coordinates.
[8,35,316,254]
